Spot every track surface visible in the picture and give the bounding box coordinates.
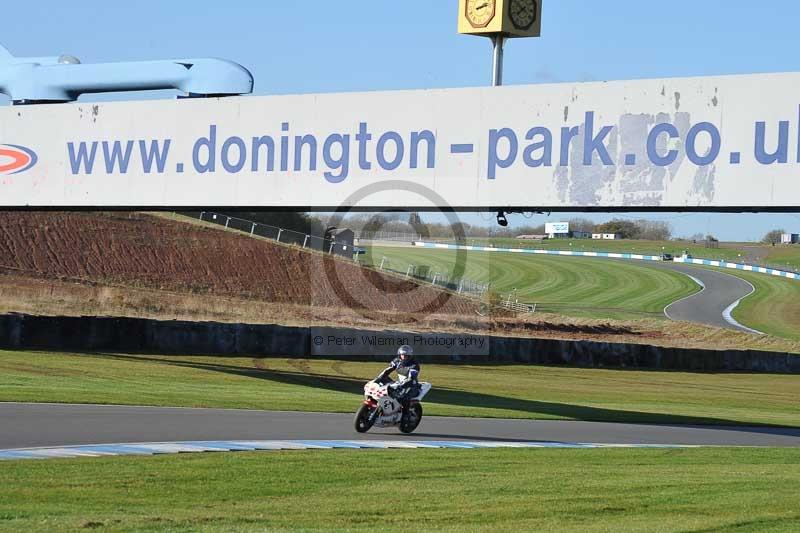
[649,262,755,331]
[2,404,799,449]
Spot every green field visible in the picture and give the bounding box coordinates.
[1,448,798,532]
[763,244,800,270]
[421,236,800,269]
[433,237,746,261]
[366,246,699,320]
[2,351,799,426]
[726,270,800,341]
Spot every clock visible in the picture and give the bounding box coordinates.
[465,0,496,29]
[508,0,537,31]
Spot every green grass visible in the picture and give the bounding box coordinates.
[432,237,746,262]
[2,351,799,427]
[764,244,800,270]
[366,246,699,320]
[724,270,800,341]
[1,448,799,532]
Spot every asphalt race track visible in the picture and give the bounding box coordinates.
[2,403,798,450]
[653,263,757,331]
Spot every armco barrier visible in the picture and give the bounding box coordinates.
[413,242,663,262]
[0,314,797,373]
[674,257,800,280]
[413,242,800,281]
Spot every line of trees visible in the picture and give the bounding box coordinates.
[334,214,675,241]
[594,219,672,240]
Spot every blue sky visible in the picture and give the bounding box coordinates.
[3,1,800,240]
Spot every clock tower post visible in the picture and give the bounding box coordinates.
[457,0,543,86]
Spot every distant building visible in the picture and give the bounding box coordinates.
[591,233,603,240]
[570,230,592,239]
[516,234,548,240]
[324,227,355,259]
[781,233,799,244]
[601,233,621,240]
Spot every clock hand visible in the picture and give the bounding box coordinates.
[476,2,489,10]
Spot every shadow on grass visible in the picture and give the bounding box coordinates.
[88,353,799,433]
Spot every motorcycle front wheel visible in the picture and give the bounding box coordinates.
[399,403,423,434]
[354,404,376,433]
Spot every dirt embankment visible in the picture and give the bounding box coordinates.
[0,212,475,317]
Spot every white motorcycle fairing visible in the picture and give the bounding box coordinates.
[362,381,431,428]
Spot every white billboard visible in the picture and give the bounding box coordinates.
[545,222,569,234]
[2,71,800,208]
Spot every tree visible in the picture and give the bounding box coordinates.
[594,219,640,239]
[762,229,786,245]
[568,217,595,233]
[636,220,672,241]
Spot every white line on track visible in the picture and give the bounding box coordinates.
[714,271,764,335]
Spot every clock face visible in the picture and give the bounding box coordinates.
[465,0,496,28]
[509,0,537,30]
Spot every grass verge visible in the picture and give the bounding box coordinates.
[0,448,799,532]
[365,246,698,320]
[723,269,800,341]
[2,351,798,427]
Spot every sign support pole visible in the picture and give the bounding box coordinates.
[491,35,505,86]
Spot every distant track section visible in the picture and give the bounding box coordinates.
[657,263,759,332]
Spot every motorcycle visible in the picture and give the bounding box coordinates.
[354,375,432,434]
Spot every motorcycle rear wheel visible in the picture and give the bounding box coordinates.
[399,404,423,434]
[354,404,375,433]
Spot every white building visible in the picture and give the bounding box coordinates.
[781,233,799,244]
[602,233,621,240]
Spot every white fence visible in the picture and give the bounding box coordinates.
[375,257,489,299]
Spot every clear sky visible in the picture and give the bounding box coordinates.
[3,1,800,240]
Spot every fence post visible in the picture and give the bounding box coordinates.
[432,273,439,286]
[303,235,309,248]
[406,265,413,278]
[379,257,386,270]
[225,217,230,229]
[199,211,205,222]
[458,280,463,293]
[250,223,256,236]
[277,229,283,242]
[329,242,335,254]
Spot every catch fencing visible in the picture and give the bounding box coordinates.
[374,257,489,299]
[182,211,338,254]
[179,212,491,298]
[355,230,423,242]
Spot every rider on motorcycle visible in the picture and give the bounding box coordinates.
[378,345,421,406]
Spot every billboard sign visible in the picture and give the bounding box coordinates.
[545,222,569,234]
[3,71,800,209]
